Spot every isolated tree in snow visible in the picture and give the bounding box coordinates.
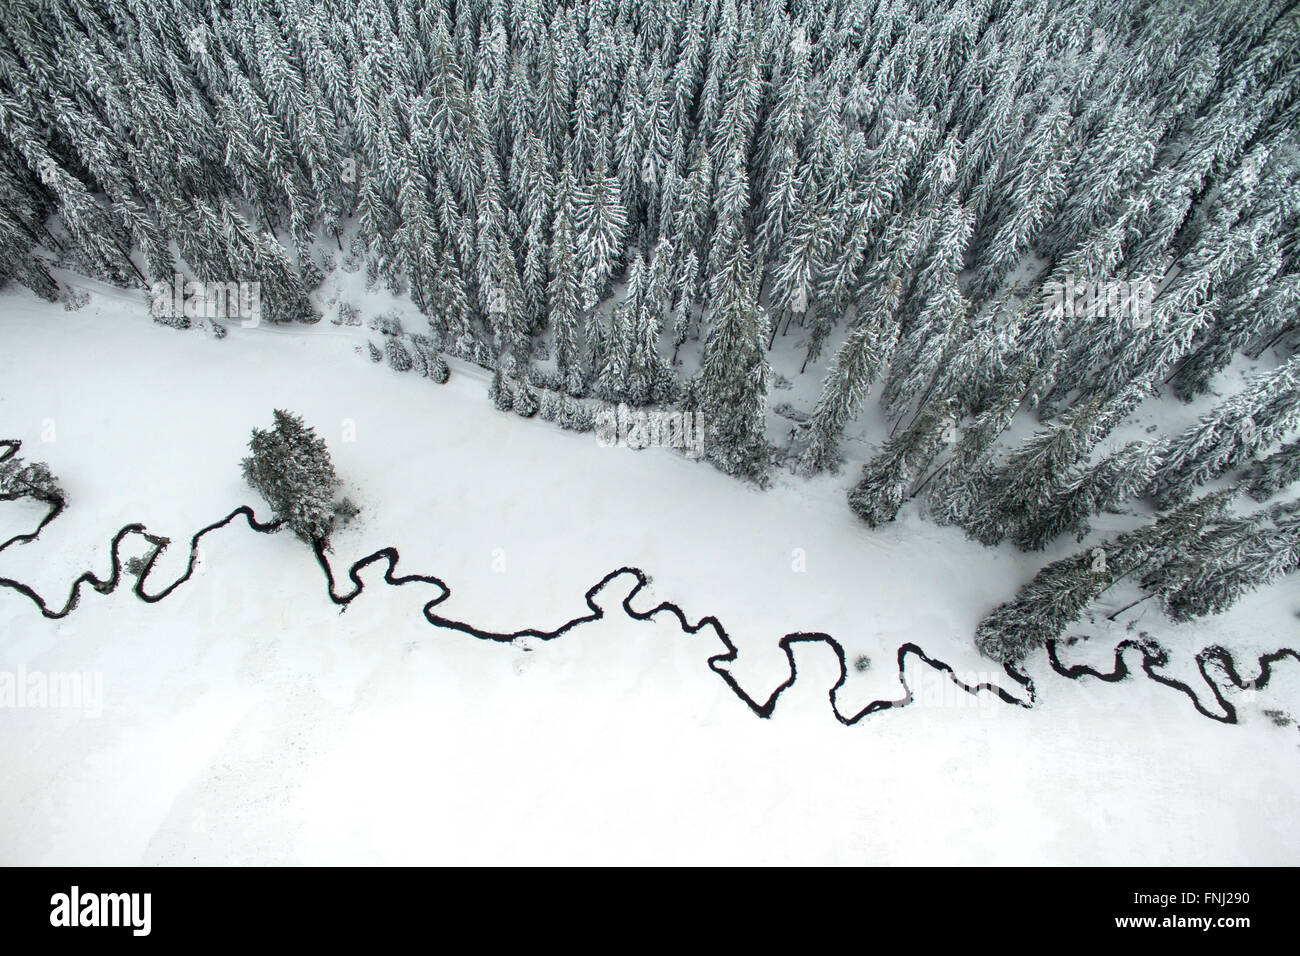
[241,410,341,544]
[0,447,63,507]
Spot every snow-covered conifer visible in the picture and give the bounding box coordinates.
[240,409,341,544]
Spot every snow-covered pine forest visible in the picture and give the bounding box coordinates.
[7,0,1298,663]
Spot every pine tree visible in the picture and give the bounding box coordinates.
[975,491,1237,663]
[548,173,584,388]
[241,410,341,544]
[970,95,1074,300]
[692,254,771,481]
[1151,502,1300,622]
[489,367,514,411]
[964,386,1149,547]
[385,338,413,372]
[3,0,1300,517]
[800,314,899,474]
[925,360,1039,527]
[1148,356,1300,508]
[1012,439,1163,551]
[514,384,540,418]
[1243,439,1300,502]
[573,173,627,308]
[0,446,63,506]
[848,400,956,527]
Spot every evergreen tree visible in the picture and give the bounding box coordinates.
[1148,356,1300,507]
[692,256,771,481]
[975,491,1238,663]
[848,400,955,527]
[489,367,514,411]
[572,173,627,308]
[385,338,413,372]
[1149,502,1300,622]
[1243,439,1300,502]
[240,409,341,544]
[800,313,899,474]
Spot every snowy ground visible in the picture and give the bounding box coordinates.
[1,279,1298,865]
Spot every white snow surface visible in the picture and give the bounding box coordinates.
[1,280,1298,865]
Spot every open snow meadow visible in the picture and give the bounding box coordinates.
[2,282,1297,865]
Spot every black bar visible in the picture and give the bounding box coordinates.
[0,868,1284,944]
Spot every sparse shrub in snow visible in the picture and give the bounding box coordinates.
[385,338,413,372]
[124,556,146,577]
[370,311,403,336]
[61,287,90,311]
[153,307,190,330]
[240,409,342,544]
[1262,709,1294,728]
[514,385,539,418]
[772,402,809,423]
[0,451,63,505]
[333,301,360,326]
[367,341,382,363]
[854,654,871,673]
[333,496,361,527]
[319,253,336,273]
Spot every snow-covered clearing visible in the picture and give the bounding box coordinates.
[1,285,1297,864]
